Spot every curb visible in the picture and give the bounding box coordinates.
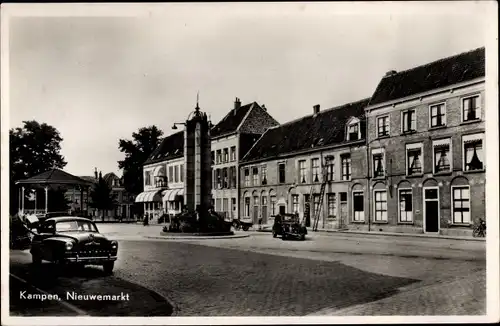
[144,234,251,240]
[256,228,485,241]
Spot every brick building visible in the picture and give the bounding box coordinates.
[239,99,370,228]
[210,98,279,220]
[358,47,485,236]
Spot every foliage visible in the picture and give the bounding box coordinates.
[9,121,67,215]
[118,126,163,196]
[89,172,117,220]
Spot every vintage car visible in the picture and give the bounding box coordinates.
[272,213,307,240]
[30,217,118,274]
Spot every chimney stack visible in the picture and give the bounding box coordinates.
[261,104,266,111]
[234,97,241,110]
[94,167,98,179]
[313,104,320,115]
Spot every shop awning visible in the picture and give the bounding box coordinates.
[135,190,162,203]
[162,188,185,201]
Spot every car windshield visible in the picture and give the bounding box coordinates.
[55,221,98,233]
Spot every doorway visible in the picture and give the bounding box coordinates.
[423,187,440,233]
[279,205,286,215]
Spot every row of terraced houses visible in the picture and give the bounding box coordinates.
[136,47,486,236]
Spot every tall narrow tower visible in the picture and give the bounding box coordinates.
[183,103,212,214]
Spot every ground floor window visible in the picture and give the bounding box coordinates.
[352,191,364,221]
[270,196,277,215]
[216,198,221,212]
[244,197,250,217]
[374,190,387,222]
[399,189,413,222]
[223,198,229,214]
[452,186,470,224]
[292,195,299,214]
[327,193,337,218]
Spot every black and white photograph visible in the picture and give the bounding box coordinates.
[1,2,498,325]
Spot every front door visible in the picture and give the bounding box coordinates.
[340,202,347,229]
[253,205,259,224]
[261,206,267,224]
[424,187,440,233]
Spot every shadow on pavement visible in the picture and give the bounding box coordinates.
[10,261,173,317]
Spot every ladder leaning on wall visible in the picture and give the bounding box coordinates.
[311,165,329,232]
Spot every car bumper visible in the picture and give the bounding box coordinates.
[65,256,117,264]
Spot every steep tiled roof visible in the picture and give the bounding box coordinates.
[144,131,184,165]
[79,176,97,184]
[210,102,255,138]
[241,98,371,163]
[369,47,485,106]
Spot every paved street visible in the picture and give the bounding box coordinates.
[10,223,486,316]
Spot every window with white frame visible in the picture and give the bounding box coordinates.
[327,193,337,217]
[341,154,351,180]
[244,197,250,216]
[230,146,236,161]
[292,195,299,214]
[216,150,222,164]
[353,191,364,221]
[216,169,221,189]
[406,143,423,176]
[377,116,390,137]
[347,121,360,141]
[169,166,173,183]
[372,149,385,178]
[463,133,484,171]
[174,165,179,183]
[180,164,184,182]
[223,148,229,162]
[230,166,237,188]
[462,95,481,122]
[145,171,152,186]
[430,103,446,128]
[223,168,228,188]
[312,158,320,182]
[211,151,215,165]
[433,138,452,174]
[270,196,277,216]
[244,169,250,186]
[261,165,267,185]
[325,156,335,181]
[399,189,413,222]
[252,167,259,185]
[452,186,470,224]
[299,160,307,183]
[374,190,388,222]
[313,194,321,215]
[402,109,416,133]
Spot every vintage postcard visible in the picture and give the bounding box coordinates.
[1,2,498,325]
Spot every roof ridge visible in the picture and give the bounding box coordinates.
[383,46,485,79]
[272,97,371,129]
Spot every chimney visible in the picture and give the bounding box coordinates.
[385,70,397,77]
[313,104,320,115]
[94,167,98,179]
[261,104,266,111]
[234,97,241,110]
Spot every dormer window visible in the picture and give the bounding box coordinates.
[347,117,361,141]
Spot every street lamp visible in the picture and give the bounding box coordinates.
[171,122,186,130]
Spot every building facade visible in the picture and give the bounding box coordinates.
[136,131,184,220]
[210,98,279,220]
[240,99,370,228]
[357,47,485,236]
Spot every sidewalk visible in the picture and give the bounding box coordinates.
[256,225,485,241]
[309,270,486,315]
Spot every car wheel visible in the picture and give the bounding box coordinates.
[32,253,42,265]
[282,235,287,241]
[242,225,249,231]
[301,234,305,241]
[272,231,277,238]
[103,262,114,275]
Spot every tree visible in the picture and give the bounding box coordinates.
[89,172,116,221]
[118,126,163,196]
[9,121,67,215]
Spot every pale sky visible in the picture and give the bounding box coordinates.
[6,2,492,177]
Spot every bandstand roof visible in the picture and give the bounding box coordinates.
[15,168,93,187]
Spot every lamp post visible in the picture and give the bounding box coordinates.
[171,122,186,130]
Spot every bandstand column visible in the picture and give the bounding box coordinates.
[44,186,49,214]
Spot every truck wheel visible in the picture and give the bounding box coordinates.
[103,262,114,275]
